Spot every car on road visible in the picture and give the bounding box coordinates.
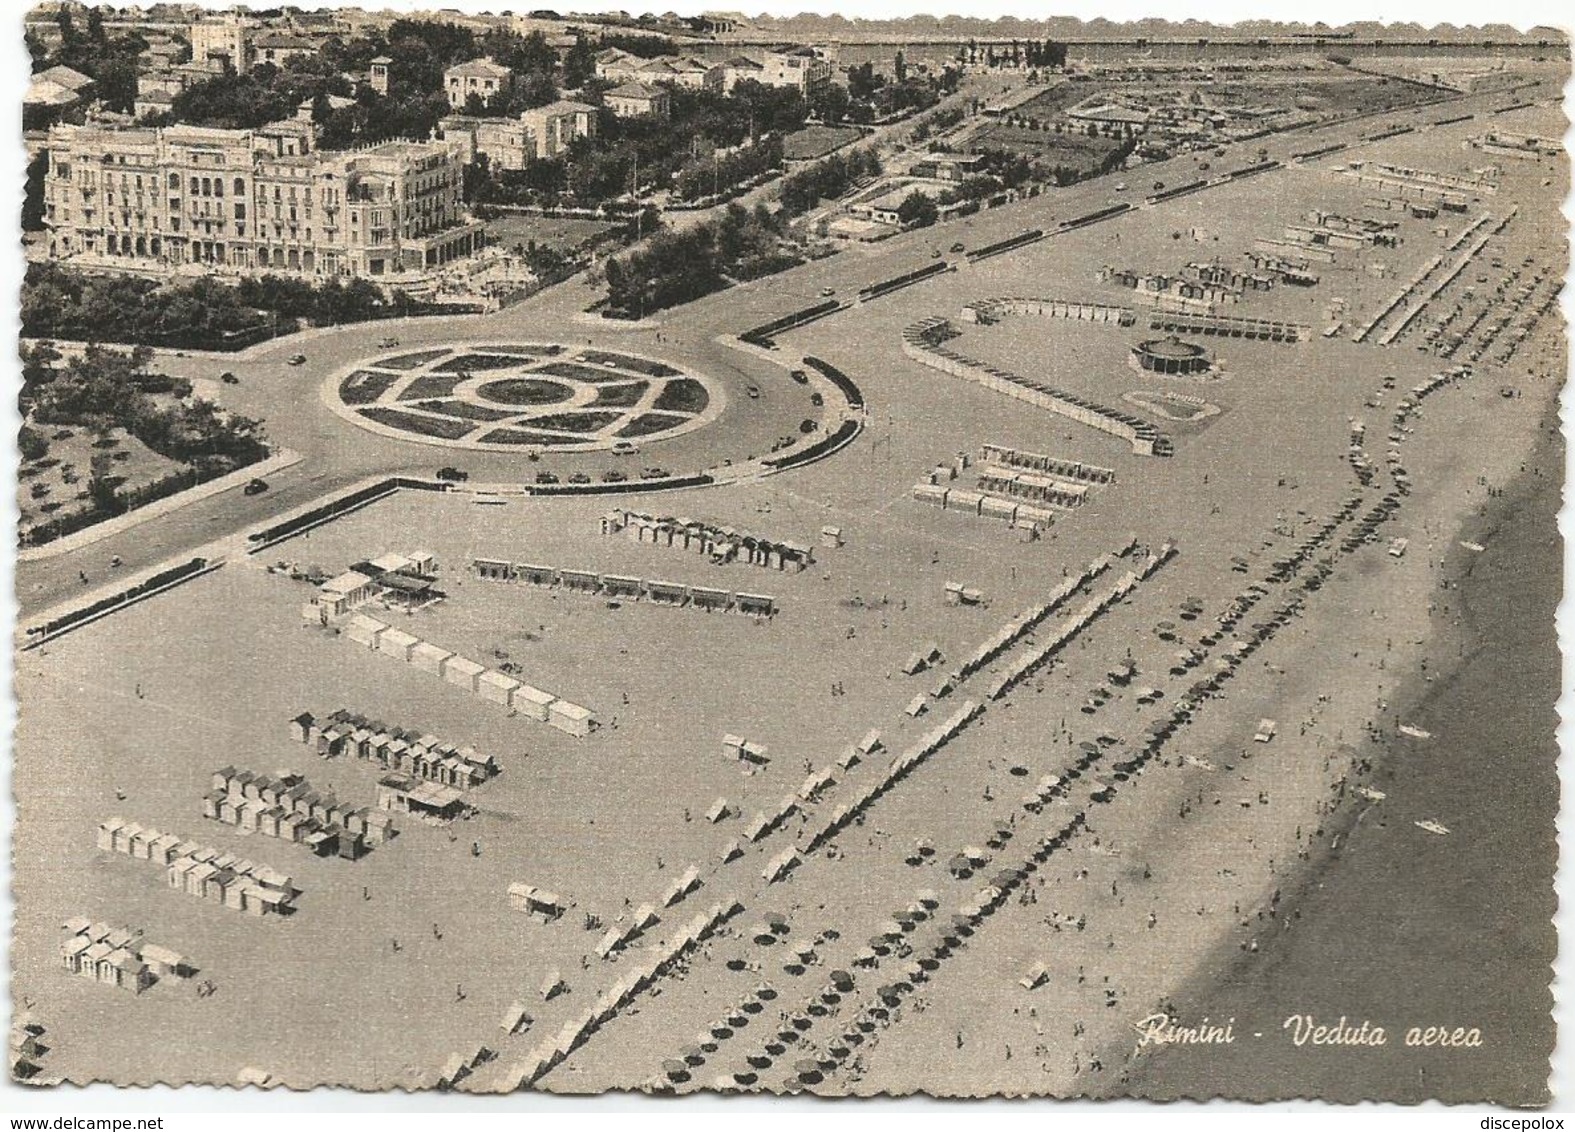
[746,384,761,399]
[219,372,239,384]
[611,440,640,456]
[243,478,269,496]
[287,354,307,366]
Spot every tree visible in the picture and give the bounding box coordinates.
[896,190,937,228]
[19,425,49,463]
[895,51,907,82]
[563,35,596,88]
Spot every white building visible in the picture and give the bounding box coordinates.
[445,58,515,111]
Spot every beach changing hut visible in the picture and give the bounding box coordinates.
[548,701,595,738]
[442,655,487,692]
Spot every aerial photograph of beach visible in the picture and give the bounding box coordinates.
[8,0,1567,1109]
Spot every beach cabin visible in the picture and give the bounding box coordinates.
[548,701,595,738]
[140,944,186,979]
[513,686,557,721]
[477,670,521,706]
[59,934,93,974]
[410,641,454,676]
[735,593,777,618]
[377,627,420,661]
[442,656,486,692]
[96,817,127,852]
[344,614,388,648]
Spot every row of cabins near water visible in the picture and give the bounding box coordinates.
[470,557,778,619]
[207,765,395,859]
[336,614,597,737]
[599,509,814,572]
[98,818,298,916]
[58,918,189,995]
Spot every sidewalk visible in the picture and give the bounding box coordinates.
[17,448,302,563]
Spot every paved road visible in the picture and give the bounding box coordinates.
[15,74,1553,618]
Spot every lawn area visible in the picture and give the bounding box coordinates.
[476,378,577,406]
[484,213,619,254]
[973,123,1125,170]
[357,406,477,440]
[783,124,864,162]
[652,378,710,414]
[17,427,182,536]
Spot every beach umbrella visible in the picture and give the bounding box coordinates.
[795,1060,823,1082]
[830,970,855,992]
[680,1045,706,1066]
[662,1059,691,1082]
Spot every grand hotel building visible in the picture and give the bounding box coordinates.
[42,120,485,280]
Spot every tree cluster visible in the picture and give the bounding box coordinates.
[21,263,404,350]
[603,202,796,316]
[26,8,147,117]
[778,147,882,217]
[26,344,270,477]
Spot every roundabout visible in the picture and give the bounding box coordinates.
[325,342,724,452]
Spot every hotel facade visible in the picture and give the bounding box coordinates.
[42,121,485,280]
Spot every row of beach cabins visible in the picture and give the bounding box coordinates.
[206,765,395,860]
[57,918,188,995]
[98,818,298,917]
[600,510,815,573]
[336,613,597,738]
[911,480,1059,532]
[902,314,1171,457]
[471,557,778,619]
[289,709,499,790]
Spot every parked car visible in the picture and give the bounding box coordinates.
[219,371,239,385]
[379,336,399,348]
[287,354,307,366]
[568,472,592,485]
[950,241,966,253]
[819,287,836,297]
[244,478,269,496]
[746,384,761,399]
[436,466,469,482]
[534,471,559,484]
[611,440,639,456]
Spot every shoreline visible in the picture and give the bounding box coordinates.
[1109,404,1563,1106]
